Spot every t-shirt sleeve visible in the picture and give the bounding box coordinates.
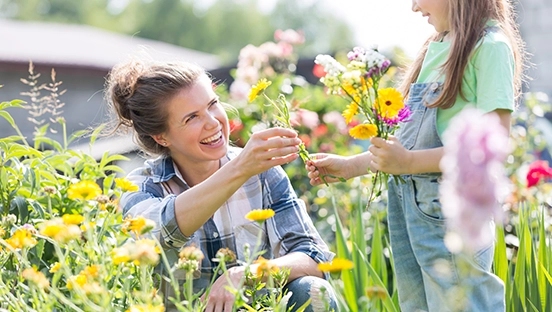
[473,36,516,113]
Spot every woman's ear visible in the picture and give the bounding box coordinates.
[152,134,169,147]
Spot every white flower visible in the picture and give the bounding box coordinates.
[314,54,346,76]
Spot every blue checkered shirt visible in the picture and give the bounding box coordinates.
[120,147,333,297]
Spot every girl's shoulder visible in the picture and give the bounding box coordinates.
[477,26,512,50]
[472,27,513,61]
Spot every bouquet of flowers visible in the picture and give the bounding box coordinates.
[315,46,410,140]
[314,46,411,205]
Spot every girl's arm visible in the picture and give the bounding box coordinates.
[306,151,375,185]
[369,108,511,175]
[369,137,443,174]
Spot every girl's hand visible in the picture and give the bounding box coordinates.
[202,266,244,312]
[369,136,412,175]
[235,127,300,177]
[305,153,350,186]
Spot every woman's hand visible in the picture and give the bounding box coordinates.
[202,266,244,312]
[368,136,412,175]
[234,127,300,177]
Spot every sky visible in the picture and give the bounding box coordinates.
[197,0,436,58]
[324,0,435,58]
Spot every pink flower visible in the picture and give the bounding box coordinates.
[526,160,552,188]
[290,109,319,129]
[274,29,305,45]
[440,108,510,252]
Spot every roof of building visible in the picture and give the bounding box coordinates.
[0,19,220,70]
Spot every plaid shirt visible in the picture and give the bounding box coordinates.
[120,147,333,297]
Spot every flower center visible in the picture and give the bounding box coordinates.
[385,100,392,106]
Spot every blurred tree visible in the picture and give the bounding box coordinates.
[0,0,354,64]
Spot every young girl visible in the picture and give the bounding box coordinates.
[106,58,336,312]
[307,0,525,310]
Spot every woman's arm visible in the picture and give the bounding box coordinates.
[174,128,300,236]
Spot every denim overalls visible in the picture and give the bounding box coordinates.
[388,82,505,311]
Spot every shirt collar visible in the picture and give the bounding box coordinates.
[146,147,240,184]
[146,156,178,184]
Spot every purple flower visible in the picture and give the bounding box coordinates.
[376,106,412,127]
[440,108,509,252]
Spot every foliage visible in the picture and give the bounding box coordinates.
[1,0,354,63]
[0,82,304,311]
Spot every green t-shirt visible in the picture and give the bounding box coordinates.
[416,22,516,137]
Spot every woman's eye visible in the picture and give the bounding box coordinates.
[185,115,197,123]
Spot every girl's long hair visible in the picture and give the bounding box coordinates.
[399,0,527,108]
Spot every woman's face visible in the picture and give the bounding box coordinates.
[412,0,450,33]
[156,75,229,168]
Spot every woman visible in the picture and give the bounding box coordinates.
[106,57,336,312]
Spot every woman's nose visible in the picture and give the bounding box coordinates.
[205,113,220,129]
[412,0,420,12]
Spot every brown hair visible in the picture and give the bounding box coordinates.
[105,59,205,156]
[399,0,527,109]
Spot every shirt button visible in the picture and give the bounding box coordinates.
[431,82,439,92]
[213,232,219,238]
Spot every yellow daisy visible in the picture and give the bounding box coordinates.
[114,177,139,192]
[67,180,102,201]
[342,102,359,124]
[22,267,50,289]
[6,228,37,249]
[376,88,404,119]
[349,124,378,140]
[317,258,354,273]
[254,256,279,276]
[50,262,61,273]
[248,79,272,102]
[62,214,85,225]
[245,208,275,222]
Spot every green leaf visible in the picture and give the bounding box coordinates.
[0,111,16,128]
[89,123,106,147]
[11,196,28,223]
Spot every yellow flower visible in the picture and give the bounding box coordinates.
[50,262,61,273]
[366,286,388,300]
[22,267,50,289]
[111,247,131,265]
[248,79,272,102]
[40,219,82,243]
[6,228,38,249]
[342,102,359,124]
[132,239,161,266]
[82,265,100,279]
[254,256,279,276]
[114,177,139,192]
[349,124,378,140]
[123,216,155,236]
[341,81,357,96]
[245,209,275,222]
[179,245,205,261]
[376,88,404,119]
[127,304,165,312]
[317,258,354,273]
[62,214,85,225]
[67,273,87,290]
[67,180,102,201]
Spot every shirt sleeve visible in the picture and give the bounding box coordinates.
[120,168,191,250]
[473,34,516,113]
[261,166,335,265]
